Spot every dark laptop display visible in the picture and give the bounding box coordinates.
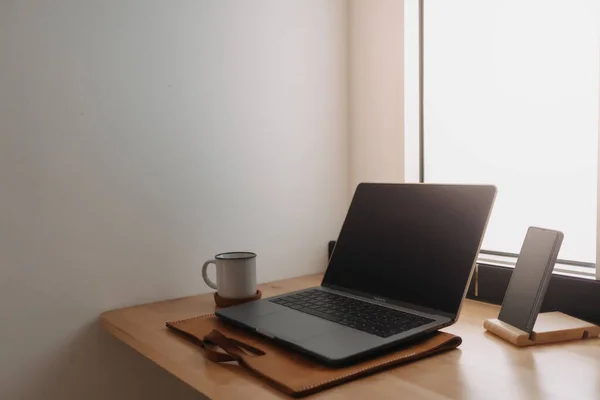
[324,183,497,318]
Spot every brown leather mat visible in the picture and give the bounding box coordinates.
[166,314,462,397]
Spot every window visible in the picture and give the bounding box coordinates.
[405,0,600,279]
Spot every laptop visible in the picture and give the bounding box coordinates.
[216,183,497,366]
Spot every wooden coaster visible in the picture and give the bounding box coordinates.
[214,290,262,308]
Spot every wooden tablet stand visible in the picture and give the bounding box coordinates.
[484,312,600,347]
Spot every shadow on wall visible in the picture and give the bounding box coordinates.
[11,320,207,400]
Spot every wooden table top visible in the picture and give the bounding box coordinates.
[101,274,600,399]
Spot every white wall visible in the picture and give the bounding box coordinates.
[0,1,349,399]
[348,0,405,191]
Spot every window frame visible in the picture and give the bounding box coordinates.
[407,0,600,280]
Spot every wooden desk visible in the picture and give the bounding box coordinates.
[101,274,600,399]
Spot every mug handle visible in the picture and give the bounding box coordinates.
[202,260,218,290]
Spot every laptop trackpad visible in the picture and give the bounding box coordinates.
[256,310,342,342]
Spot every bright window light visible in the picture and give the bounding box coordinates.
[406,0,600,263]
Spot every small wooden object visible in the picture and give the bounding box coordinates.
[214,290,262,308]
[484,311,600,347]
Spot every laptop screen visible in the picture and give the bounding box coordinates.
[323,183,496,318]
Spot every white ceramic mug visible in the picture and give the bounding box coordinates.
[202,252,257,299]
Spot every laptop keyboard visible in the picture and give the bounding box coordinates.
[269,289,434,338]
